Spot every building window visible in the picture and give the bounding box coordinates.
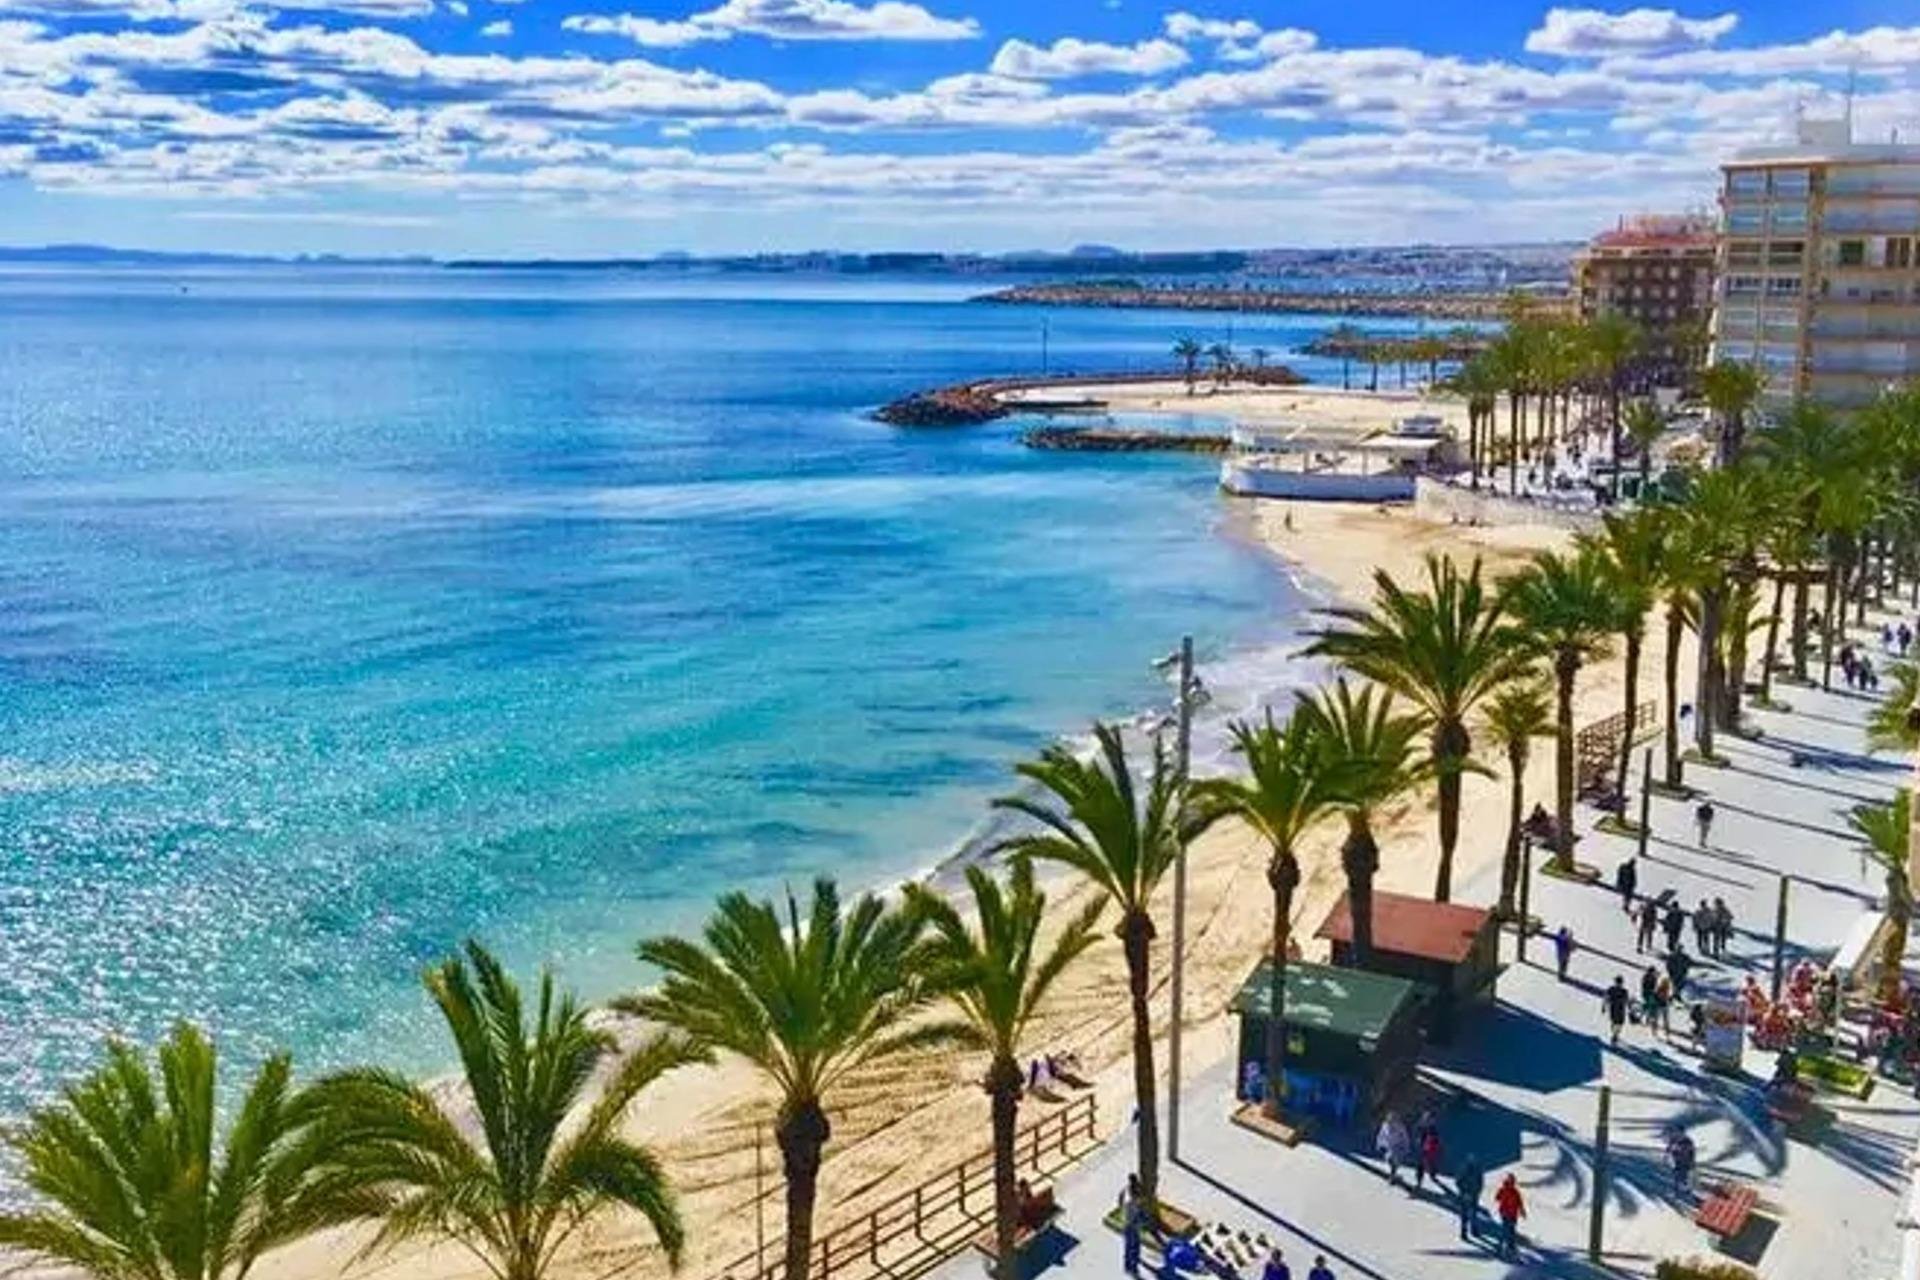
[1772,204,1809,232]
[1840,239,1867,266]
[1729,170,1766,197]
[1771,168,1812,197]
[1727,208,1764,234]
[1891,237,1914,268]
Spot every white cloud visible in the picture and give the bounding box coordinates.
[1163,12,1259,43]
[1612,24,1920,76]
[988,36,1188,80]
[562,0,977,47]
[1525,7,1736,57]
[480,16,508,34]
[1161,11,1313,63]
[0,0,437,18]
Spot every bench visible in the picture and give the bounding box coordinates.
[972,1192,1060,1270]
[1694,1181,1759,1239]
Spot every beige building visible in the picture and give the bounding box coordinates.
[1574,214,1715,370]
[1712,117,1920,405]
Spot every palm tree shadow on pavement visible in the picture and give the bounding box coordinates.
[1426,999,1606,1094]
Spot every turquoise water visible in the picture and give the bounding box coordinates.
[0,269,1418,1109]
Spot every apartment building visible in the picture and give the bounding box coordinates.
[1712,117,1920,406]
[1574,214,1715,372]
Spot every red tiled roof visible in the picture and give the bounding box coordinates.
[1316,890,1492,965]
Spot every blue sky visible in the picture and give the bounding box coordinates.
[0,0,1911,254]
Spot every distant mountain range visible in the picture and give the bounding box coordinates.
[0,241,1579,287]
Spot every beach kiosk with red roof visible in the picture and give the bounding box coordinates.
[1316,889,1500,1040]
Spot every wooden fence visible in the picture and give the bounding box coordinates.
[711,1092,1099,1280]
[1574,700,1658,794]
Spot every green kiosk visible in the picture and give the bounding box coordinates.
[1229,959,1426,1129]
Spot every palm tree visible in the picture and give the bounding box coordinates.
[1483,680,1553,919]
[1868,662,1920,943]
[1701,360,1763,465]
[904,861,1102,1280]
[315,943,693,1280]
[1173,337,1202,395]
[0,1024,352,1280]
[625,881,930,1280]
[1298,680,1429,966]
[994,725,1193,1201]
[1584,313,1641,500]
[1189,708,1340,1117]
[1849,790,1913,1002]
[1622,398,1664,494]
[1326,323,1362,390]
[1304,554,1526,901]
[1502,548,1619,870]
[1250,345,1270,371]
[1206,341,1235,390]
[1580,508,1667,807]
[1677,465,1766,748]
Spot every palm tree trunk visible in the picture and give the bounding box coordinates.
[1499,747,1526,918]
[987,1058,1022,1280]
[1761,574,1785,703]
[1508,396,1520,494]
[1607,385,1622,502]
[1433,719,1468,902]
[1726,582,1753,728]
[1822,559,1840,690]
[1343,818,1380,966]
[1663,600,1684,789]
[777,1102,831,1280]
[1121,911,1160,1201]
[1263,854,1299,1118]
[1791,574,1810,680]
[1615,626,1643,804]
[1695,585,1722,758]
[1553,651,1576,870]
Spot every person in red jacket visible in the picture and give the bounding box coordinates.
[1494,1174,1525,1259]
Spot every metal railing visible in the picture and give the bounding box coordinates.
[1575,701,1658,793]
[712,1092,1099,1280]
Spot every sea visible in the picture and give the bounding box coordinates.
[0,267,1443,1115]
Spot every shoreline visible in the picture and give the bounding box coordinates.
[974,283,1544,320]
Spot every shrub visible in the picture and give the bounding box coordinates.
[1656,1259,1758,1280]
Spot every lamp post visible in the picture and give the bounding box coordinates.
[1518,834,1535,964]
[1168,635,1194,1163]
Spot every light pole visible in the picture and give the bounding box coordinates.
[1589,1085,1612,1262]
[1169,636,1194,1163]
[1635,748,1653,860]
[1772,874,1792,1002]
[1518,834,1535,964]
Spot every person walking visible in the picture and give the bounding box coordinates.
[1262,1248,1291,1280]
[1667,1130,1697,1196]
[1636,896,1659,953]
[1693,898,1714,953]
[1615,857,1638,913]
[1666,946,1693,1001]
[1494,1174,1525,1259]
[1662,900,1686,953]
[1377,1110,1410,1186]
[1121,1173,1146,1276]
[1640,965,1660,1025]
[1604,974,1631,1045]
[1713,898,1734,957]
[1455,1153,1484,1240]
[1554,924,1576,981]
[1417,1124,1443,1189]
[1655,973,1674,1035]
[1695,800,1716,849]
[1308,1257,1335,1280]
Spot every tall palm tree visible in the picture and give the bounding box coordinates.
[1502,548,1619,870]
[1173,337,1202,395]
[904,861,1102,1280]
[624,882,931,1280]
[316,943,693,1280]
[1483,679,1553,919]
[1868,662,1920,933]
[0,1024,353,1280]
[1304,554,1526,901]
[1677,465,1766,748]
[1326,323,1362,390]
[1584,313,1641,500]
[1206,342,1235,390]
[1580,508,1667,806]
[1753,401,1861,684]
[994,725,1195,1201]
[1701,360,1763,465]
[1848,790,1913,1002]
[1622,398,1664,494]
[1298,680,1429,966]
[1189,708,1341,1117]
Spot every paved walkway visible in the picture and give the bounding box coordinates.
[939,611,1920,1280]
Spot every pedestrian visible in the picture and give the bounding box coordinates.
[1121,1173,1146,1276]
[1884,623,1895,652]
[1455,1153,1484,1240]
[1640,965,1659,1024]
[1308,1257,1335,1280]
[1867,657,1880,691]
[1666,945,1693,1000]
[1263,1248,1291,1280]
[1636,896,1659,952]
[1694,800,1715,849]
[1655,974,1674,1035]
[1494,1173,1525,1259]
[1663,900,1686,952]
[1901,622,1913,654]
[1693,898,1714,953]
[1241,1058,1265,1103]
[1554,925,1576,981]
[1713,897,1733,957]
[1417,1125,1443,1188]
[1604,974,1630,1045]
[1377,1110,1410,1185]
[1616,857,1638,912]
[1667,1130,1697,1196]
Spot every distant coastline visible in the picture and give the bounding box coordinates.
[973,282,1537,319]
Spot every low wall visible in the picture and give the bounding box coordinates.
[1412,477,1602,533]
[1220,460,1415,502]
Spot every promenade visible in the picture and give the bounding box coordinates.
[937,614,1920,1280]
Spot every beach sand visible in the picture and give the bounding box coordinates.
[999,380,1473,437]
[228,493,1691,1280]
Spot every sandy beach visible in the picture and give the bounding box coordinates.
[224,483,1687,1280]
[999,380,1474,437]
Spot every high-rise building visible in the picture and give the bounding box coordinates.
[1712,117,1920,406]
[1574,214,1716,375]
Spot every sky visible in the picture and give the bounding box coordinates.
[0,0,1915,255]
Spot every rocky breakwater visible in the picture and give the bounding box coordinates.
[872,384,1008,426]
[1022,427,1229,453]
[976,282,1534,321]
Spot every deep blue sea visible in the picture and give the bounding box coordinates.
[0,267,1435,1111]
